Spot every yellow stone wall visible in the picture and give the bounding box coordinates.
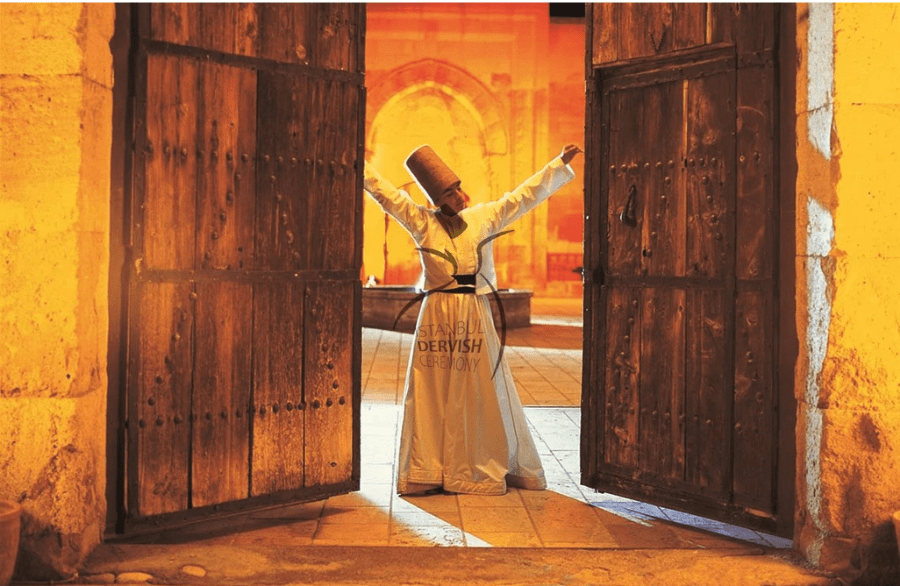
[0,2,113,579]
[794,3,900,580]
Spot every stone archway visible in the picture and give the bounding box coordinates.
[363,59,511,284]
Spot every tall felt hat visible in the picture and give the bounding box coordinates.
[404,145,461,204]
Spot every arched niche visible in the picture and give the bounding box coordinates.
[364,59,510,285]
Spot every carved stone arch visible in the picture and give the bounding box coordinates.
[366,58,509,161]
[363,59,513,284]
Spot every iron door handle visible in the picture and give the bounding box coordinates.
[619,184,638,227]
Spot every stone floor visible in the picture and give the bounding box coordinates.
[344,297,791,549]
[59,299,837,585]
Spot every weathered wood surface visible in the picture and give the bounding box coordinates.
[128,2,364,525]
[251,282,306,496]
[733,284,775,510]
[640,80,685,277]
[150,4,259,58]
[736,63,776,281]
[256,70,312,270]
[150,3,361,71]
[639,288,685,482]
[191,282,252,508]
[197,61,257,271]
[685,69,734,279]
[304,280,355,487]
[593,3,777,66]
[603,288,640,470]
[143,54,198,270]
[585,4,780,529]
[134,282,193,516]
[606,87,644,277]
[684,288,728,498]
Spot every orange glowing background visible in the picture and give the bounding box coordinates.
[363,3,585,297]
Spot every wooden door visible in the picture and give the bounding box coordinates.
[123,4,365,530]
[582,4,789,534]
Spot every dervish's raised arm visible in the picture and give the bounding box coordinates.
[363,162,430,240]
[484,144,582,232]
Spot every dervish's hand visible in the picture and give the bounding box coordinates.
[560,144,583,165]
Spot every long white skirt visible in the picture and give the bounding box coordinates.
[396,291,546,495]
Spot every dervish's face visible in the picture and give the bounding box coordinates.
[433,182,470,216]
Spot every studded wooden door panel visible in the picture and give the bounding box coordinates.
[583,4,786,534]
[124,4,364,529]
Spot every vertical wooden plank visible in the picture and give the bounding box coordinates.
[143,54,198,271]
[684,288,728,497]
[642,80,686,277]
[149,3,194,45]
[316,3,355,71]
[305,78,334,270]
[134,282,193,516]
[592,3,618,65]
[347,4,362,74]
[251,282,306,495]
[736,64,775,281]
[603,288,641,469]
[314,78,341,271]
[195,4,254,56]
[234,67,258,268]
[320,81,360,271]
[197,63,257,271]
[304,280,354,487]
[257,3,315,65]
[195,3,224,53]
[234,3,258,57]
[707,2,736,45]
[255,71,310,270]
[639,288,685,482]
[734,3,777,54]
[191,282,252,507]
[685,70,736,278]
[618,3,673,61]
[733,286,775,511]
[606,87,644,277]
[672,3,707,51]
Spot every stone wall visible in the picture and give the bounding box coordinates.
[0,3,114,580]
[794,3,900,582]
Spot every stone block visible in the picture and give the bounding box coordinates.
[79,3,115,88]
[0,74,84,223]
[0,228,80,398]
[1,389,106,581]
[815,409,900,537]
[0,3,84,76]
[816,256,900,411]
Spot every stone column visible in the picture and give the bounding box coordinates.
[794,3,900,582]
[0,3,114,580]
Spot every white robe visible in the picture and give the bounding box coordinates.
[364,157,576,495]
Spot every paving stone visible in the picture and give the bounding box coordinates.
[115,572,154,583]
[181,564,207,577]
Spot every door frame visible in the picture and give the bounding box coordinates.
[580,4,797,537]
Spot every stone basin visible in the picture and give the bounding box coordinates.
[362,285,532,333]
